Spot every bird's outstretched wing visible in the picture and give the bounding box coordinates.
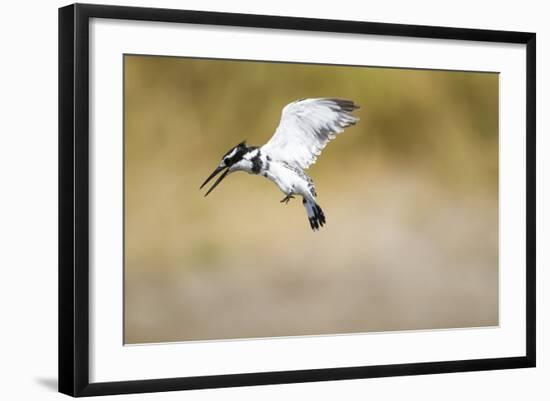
[262,98,359,170]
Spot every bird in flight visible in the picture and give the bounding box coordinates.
[200,98,359,231]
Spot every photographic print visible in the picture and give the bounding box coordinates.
[59,5,536,395]
[124,55,499,344]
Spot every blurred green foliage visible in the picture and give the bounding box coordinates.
[125,55,498,189]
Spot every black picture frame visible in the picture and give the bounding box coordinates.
[59,3,536,397]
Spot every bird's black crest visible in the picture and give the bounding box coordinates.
[222,140,251,166]
[223,140,246,157]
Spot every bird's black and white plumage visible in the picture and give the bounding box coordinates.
[200,98,360,231]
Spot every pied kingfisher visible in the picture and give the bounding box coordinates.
[200,98,360,231]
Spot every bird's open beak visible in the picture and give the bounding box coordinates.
[199,165,230,197]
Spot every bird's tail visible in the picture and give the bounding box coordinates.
[303,199,326,231]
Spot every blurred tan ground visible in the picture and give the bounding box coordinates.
[124,55,499,344]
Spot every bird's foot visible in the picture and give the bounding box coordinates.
[280,194,295,204]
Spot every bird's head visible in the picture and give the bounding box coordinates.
[199,141,250,196]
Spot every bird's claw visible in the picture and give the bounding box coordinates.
[280,195,295,204]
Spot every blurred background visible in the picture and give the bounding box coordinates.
[124,55,498,344]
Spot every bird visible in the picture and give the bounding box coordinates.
[199,98,360,231]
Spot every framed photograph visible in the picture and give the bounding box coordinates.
[58,3,536,397]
